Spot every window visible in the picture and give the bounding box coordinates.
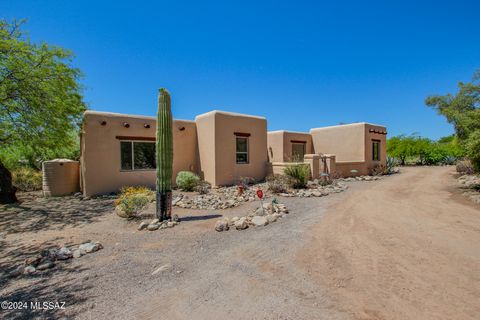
[120,141,156,170]
[292,142,306,162]
[372,140,380,161]
[236,137,249,164]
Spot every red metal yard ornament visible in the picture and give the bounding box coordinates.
[256,189,264,199]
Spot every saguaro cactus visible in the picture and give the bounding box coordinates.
[156,88,173,221]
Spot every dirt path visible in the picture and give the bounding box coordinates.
[299,166,480,320]
[1,166,479,319]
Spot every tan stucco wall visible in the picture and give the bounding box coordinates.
[364,123,387,171]
[267,131,313,163]
[196,111,268,186]
[310,123,365,162]
[81,111,199,196]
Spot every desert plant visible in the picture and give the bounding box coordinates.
[115,186,154,219]
[12,167,42,191]
[194,180,211,194]
[176,171,200,191]
[266,174,290,194]
[456,159,475,175]
[284,164,310,189]
[156,88,174,221]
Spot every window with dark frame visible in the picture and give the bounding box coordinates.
[236,137,249,164]
[120,141,156,170]
[372,140,380,161]
[291,142,306,162]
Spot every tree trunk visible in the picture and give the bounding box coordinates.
[0,160,17,204]
[156,191,172,221]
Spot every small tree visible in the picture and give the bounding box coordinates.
[0,20,86,203]
[426,69,480,171]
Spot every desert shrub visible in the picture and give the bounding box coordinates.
[266,174,290,193]
[195,180,211,194]
[239,176,256,187]
[284,164,310,189]
[115,186,154,218]
[465,130,480,172]
[176,171,200,191]
[456,160,475,175]
[12,167,42,191]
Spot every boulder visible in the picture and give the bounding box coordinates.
[215,219,229,232]
[138,221,149,231]
[234,217,248,230]
[23,265,36,275]
[251,216,268,227]
[255,207,266,216]
[37,260,55,270]
[265,214,277,224]
[73,249,84,258]
[79,242,103,253]
[147,223,160,231]
[56,247,73,260]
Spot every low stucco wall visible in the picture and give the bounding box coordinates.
[335,161,370,177]
[196,111,268,186]
[81,111,199,196]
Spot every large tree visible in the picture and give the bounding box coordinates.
[426,69,480,171]
[0,20,86,203]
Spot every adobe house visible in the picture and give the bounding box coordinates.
[79,109,386,196]
[309,122,387,176]
[80,110,267,196]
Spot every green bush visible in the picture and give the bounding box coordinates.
[266,174,290,193]
[115,186,154,219]
[465,130,480,172]
[12,167,42,191]
[175,171,200,191]
[284,164,310,189]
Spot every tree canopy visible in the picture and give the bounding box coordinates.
[0,19,86,169]
[426,70,480,171]
[0,19,86,203]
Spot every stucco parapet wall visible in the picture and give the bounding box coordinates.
[268,130,310,135]
[195,110,267,121]
[310,122,386,132]
[304,154,320,160]
[83,110,195,123]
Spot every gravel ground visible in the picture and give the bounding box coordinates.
[1,166,478,320]
[1,187,349,320]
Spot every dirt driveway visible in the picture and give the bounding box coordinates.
[1,166,479,319]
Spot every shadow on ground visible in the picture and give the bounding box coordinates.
[0,192,114,235]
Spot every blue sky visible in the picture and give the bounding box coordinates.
[2,0,479,139]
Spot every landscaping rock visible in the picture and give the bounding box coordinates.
[251,216,268,227]
[172,214,180,222]
[25,256,42,267]
[265,214,277,224]
[23,266,36,275]
[147,223,160,231]
[37,260,55,270]
[150,218,160,225]
[255,207,265,216]
[8,266,24,278]
[79,241,103,253]
[234,217,248,230]
[73,249,84,258]
[167,221,175,228]
[56,247,73,260]
[215,219,229,232]
[138,221,149,231]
